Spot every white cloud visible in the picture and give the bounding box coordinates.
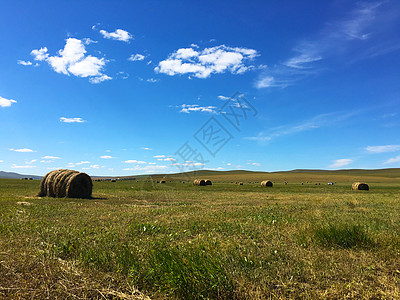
[76,161,90,165]
[17,60,33,66]
[153,155,165,158]
[42,156,60,159]
[100,155,114,159]
[100,29,133,42]
[128,54,145,61]
[31,47,49,61]
[384,156,400,164]
[60,117,85,123]
[0,160,3,163]
[90,164,101,169]
[9,148,35,153]
[141,147,152,150]
[0,96,17,108]
[125,160,146,164]
[155,45,258,78]
[31,38,111,84]
[148,162,156,165]
[329,159,353,168]
[255,76,275,88]
[89,74,112,84]
[11,164,36,169]
[179,104,217,114]
[146,78,158,83]
[365,145,400,153]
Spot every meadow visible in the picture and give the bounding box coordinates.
[0,170,399,299]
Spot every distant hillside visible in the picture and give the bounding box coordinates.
[0,171,42,180]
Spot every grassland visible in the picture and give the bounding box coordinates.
[0,170,400,299]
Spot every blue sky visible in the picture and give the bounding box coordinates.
[0,0,399,176]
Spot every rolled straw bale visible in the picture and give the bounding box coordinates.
[38,169,92,199]
[352,182,369,191]
[261,180,273,187]
[204,179,212,186]
[193,179,206,186]
[160,180,166,184]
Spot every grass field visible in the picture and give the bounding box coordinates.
[0,170,400,299]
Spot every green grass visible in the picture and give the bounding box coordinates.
[0,174,400,299]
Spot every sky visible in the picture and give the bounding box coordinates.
[0,0,399,176]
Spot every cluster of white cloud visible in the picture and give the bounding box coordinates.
[0,96,17,108]
[31,38,111,84]
[155,45,258,78]
[179,104,217,114]
[100,29,132,42]
[60,117,85,123]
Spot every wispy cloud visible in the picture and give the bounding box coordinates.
[384,156,400,164]
[31,38,111,84]
[9,148,35,153]
[246,110,356,142]
[141,147,152,150]
[179,104,217,114]
[60,117,85,123]
[329,158,353,168]
[155,45,258,78]
[123,165,168,172]
[0,96,17,108]
[11,164,36,169]
[100,155,115,159]
[365,145,400,153]
[128,53,145,61]
[42,156,60,159]
[100,29,133,42]
[256,1,398,89]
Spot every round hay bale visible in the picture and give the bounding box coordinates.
[205,179,212,186]
[261,180,273,187]
[193,179,206,186]
[38,169,92,199]
[238,182,243,185]
[352,182,369,191]
[160,180,166,184]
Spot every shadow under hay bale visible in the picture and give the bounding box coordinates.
[38,169,93,199]
[261,180,273,187]
[193,179,206,186]
[352,182,369,191]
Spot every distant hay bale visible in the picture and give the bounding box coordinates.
[160,180,166,184]
[352,182,369,191]
[239,182,243,185]
[205,179,212,186]
[193,179,206,186]
[261,180,273,187]
[38,169,92,199]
